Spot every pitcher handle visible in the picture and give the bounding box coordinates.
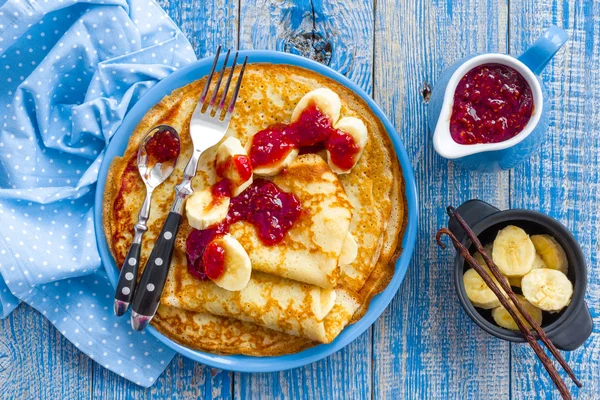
[518,26,568,75]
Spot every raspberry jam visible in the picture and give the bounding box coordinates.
[288,104,333,147]
[228,178,302,245]
[185,224,227,280]
[326,130,360,171]
[248,104,357,171]
[233,155,253,182]
[186,179,302,280]
[450,64,534,144]
[211,179,232,200]
[203,242,226,280]
[248,125,296,168]
[145,129,180,164]
[216,154,253,183]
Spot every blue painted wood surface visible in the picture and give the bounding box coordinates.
[1,0,598,399]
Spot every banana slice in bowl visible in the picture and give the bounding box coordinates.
[492,294,542,331]
[531,234,568,274]
[463,265,507,309]
[492,225,536,277]
[521,268,573,312]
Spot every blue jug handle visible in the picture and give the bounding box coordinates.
[518,26,568,75]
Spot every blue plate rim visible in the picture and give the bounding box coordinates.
[93,50,418,373]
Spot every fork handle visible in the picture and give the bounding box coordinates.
[130,211,182,330]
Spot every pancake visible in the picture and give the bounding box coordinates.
[228,153,353,289]
[103,63,406,355]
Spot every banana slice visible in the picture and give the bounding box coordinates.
[338,232,358,265]
[492,294,543,331]
[209,234,252,291]
[532,252,547,270]
[291,88,341,125]
[509,253,544,288]
[185,187,230,230]
[253,148,299,177]
[215,137,253,196]
[327,117,369,174]
[492,225,536,277]
[463,267,506,309]
[521,268,573,312]
[531,234,568,274]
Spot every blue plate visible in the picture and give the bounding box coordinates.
[94,50,418,373]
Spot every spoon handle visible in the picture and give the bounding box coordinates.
[130,211,182,331]
[113,241,142,316]
[113,191,152,316]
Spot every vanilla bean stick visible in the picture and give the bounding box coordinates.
[447,206,582,388]
[436,228,572,400]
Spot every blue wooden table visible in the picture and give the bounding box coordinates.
[1,0,599,398]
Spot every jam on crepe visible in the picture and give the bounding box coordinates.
[248,104,360,171]
[450,63,534,144]
[186,179,302,281]
[203,241,226,280]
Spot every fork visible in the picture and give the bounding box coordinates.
[130,47,248,331]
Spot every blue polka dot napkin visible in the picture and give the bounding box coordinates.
[0,0,197,387]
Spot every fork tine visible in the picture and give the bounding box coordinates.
[199,46,222,104]
[208,49,231,113]
[226,56,248,115]
[217,51,239,113]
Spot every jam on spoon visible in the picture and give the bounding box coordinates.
[145,128,181,164]
[450,63,534,145]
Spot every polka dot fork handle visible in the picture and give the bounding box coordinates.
[130,211,182,331]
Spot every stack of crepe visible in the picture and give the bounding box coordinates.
[103,63,407,355]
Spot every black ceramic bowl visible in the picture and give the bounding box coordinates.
[449,199,593,351]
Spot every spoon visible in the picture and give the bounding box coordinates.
[114,124,180,316]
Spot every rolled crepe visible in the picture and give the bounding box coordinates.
[163,266,336,343]
[155,288,360,355]
[229,154,353,289]
[162,254,360,343]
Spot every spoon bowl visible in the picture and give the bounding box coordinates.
[137,124,181,189]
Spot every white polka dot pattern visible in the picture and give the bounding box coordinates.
[0,0,195,389]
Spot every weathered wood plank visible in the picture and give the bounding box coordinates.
[239,0,374,95]
[157,0,239,52]
[372,0,511,398]
[236,1,374,399]
[509,1,600,399]
[0,304,92,399]
[92,1,238,399]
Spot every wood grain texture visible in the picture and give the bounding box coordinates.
[236,1,374,398]
[509,1,600,399]
[0,304,92,399]
[372,0,512,398]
